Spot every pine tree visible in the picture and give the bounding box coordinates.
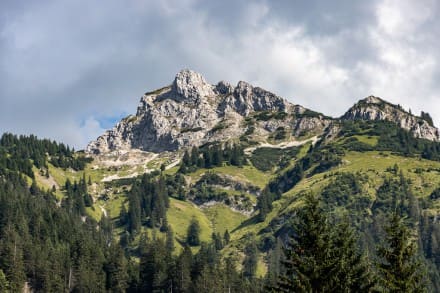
[0,269,10,292]
[119,205,128,226]
[104,242,128,292]
[187,217,201,246]
[166,227,175,256]
[224,229,231,244]
[173,244,192,292]
[377,212,427,292]
[30,178,39,195]
[276,194,374,292]
[128,191,141,234]
[243,236,258,279]
[212,232,223,250]
[266,238,284,288]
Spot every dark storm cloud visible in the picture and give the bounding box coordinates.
[1,0,440,148]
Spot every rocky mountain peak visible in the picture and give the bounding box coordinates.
[86,70,332,154]
[86,70,440,155]
[342,96,440,141]
[171,69,215,103]
[363,95,383,104]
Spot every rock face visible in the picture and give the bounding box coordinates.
[87,73,440,155]
[342,96,440,141]
[86,69,331,154]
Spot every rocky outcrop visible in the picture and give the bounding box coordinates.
[87,69,331,154]
[87,73,440,155]
[342,96,440,141]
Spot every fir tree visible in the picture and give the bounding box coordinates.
[243,235,258,279]
[377,212,427,292]
[187,217,201,246]
[276,194,374,292]
[0,269,10,292]
[224,229,231,244]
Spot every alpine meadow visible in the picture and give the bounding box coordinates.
[3,1,440,292]
[2,69,440,291]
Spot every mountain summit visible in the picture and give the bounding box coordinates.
[342,96,440,141]
[86,69,330,154]
[86,71,439,154]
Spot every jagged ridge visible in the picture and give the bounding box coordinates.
[86,71,439,155]
[342,96,439,141]
[86,69,330,154]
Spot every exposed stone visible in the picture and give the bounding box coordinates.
[342,96,440,141]
[87,74,440,155]
[86,69,331,154]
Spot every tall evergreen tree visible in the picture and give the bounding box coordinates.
[104,242,128,292]
[224,229,231,244]
[377,212,427,292]
[0,269,10,292]
[276,194,374,292]
[173,244,192,292]
[243,240,258,279]
[187,217,201,246]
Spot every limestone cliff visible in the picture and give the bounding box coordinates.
[86,69,331,154]
[342,96,440,141]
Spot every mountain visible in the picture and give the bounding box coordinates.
[4,70,440,291]
[86,69,332,154]
[342,95,440,141]
[87,70,439,156]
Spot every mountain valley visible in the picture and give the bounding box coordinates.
[3,70,440,291]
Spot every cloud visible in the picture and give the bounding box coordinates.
[1,0,440,148]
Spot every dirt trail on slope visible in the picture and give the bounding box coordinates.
[244,136,318,155]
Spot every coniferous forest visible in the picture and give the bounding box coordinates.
[2,123,440,292]
[4,0,440,291]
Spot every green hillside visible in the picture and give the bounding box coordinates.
[4,117,440,291]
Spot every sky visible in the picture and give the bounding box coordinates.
[1,0,440,149]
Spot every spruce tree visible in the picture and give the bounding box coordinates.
[276,194,374,292]
[0,269,10,292]
[173,244,192,292]
[243,240,258,279]
[377,212,427,292]
[224,229,231,244]
[187,217,201,246]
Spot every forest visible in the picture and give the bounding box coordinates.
[0,132,439,292]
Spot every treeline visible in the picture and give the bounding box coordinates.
[340,120,440,160]
[179,143,245,173]
[128,229,264,292]
[257,142,344,221]
[62,174,93,216]
[0,165,121,291]
[0,133,91,178]
[269,193,426,292]
[122,173,171,236]
[263,170,440,290]
[0,160,264,292]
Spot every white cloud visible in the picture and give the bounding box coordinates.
[2,0,440,148]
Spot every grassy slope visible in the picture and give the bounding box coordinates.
[167,198,213,244]
[186,164,270,189]
[36,135,440,277]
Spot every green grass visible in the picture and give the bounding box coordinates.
[104,194,128,219]
[86,206,103,221]
[203,204,248,234]
[185,164,270,189]
[276,151,440,221]
[48,163,81,186]
[352,135,379,146]
[167,198,213,244]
